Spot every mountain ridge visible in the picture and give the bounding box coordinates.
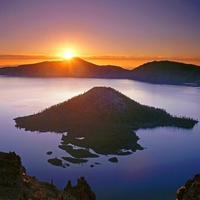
[131,60,200,86]
[0,58,200,86]
[0,57,129,79]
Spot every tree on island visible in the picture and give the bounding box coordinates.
[14,87,198,157]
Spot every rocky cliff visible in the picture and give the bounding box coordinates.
[176,173,200,200]
[0,151,96,200]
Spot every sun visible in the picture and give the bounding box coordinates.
[62,50,75,59]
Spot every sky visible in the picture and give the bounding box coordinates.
[0,0,200,69]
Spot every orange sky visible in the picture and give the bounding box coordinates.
[1,1,200,69]
[1,54,200,70]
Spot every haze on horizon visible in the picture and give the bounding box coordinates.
[0,0,200,69]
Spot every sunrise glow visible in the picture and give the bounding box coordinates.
[62,50,75,60]
[0,1,200,68]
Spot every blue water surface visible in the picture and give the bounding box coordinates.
[0,77,200,200]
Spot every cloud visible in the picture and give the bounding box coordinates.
[81,54,200,62]
[1,54,200,64]
[0,54,60,60]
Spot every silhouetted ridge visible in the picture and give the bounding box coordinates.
[0,57,129,78]
[1,59,200,86]
[131,60,200,86]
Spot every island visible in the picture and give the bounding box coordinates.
[14,87,198,158]
[0,151,96,200]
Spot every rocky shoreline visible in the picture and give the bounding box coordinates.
[1,150,200,200]
[0,151,96,200]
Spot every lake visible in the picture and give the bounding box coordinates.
[0,76,200,200]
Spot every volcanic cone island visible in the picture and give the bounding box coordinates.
[14,87,198,155]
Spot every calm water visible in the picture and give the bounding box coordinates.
[0,76,200,200]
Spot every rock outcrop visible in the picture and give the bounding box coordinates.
[176,173,200,200]
[0,151,96,200]
[64,177,96,200]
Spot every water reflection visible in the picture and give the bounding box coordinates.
[46,125,143,167]
[1,77,200,199]
[14,85,198,167]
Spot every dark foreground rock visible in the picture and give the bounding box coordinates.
[0,151,96,200]
[176,173,200,200]
[64,177,96,200]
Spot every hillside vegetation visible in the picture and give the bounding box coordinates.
[14,87,198,155]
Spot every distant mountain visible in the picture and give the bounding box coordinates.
[131,60,200,86]
[14,87,198,155]
[1,58,200,86]
[0,57,129,78]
